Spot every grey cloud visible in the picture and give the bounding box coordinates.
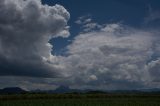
[0,0,70,77]
[1,21,158,90]
[148,58,160,82]
[49,23,160,90]
[1,3,160,90]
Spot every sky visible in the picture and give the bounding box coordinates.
[0,0,160,90]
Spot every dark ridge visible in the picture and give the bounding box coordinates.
[0,87,27,94]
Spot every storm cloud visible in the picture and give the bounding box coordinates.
[1,0,160,90]
[0,0,70,77]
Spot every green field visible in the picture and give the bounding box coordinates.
[0,93,160,106]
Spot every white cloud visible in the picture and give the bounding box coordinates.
[75,15,102,32]
[89,75,98,81]
[101,24,122,32]
[75,15,92,25]
[75,20,82,24]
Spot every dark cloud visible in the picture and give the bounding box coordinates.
[0,0,70,77]
[148,58,160,82]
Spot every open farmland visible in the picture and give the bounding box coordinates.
[0,93,160,106]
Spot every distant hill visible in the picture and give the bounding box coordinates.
[53,86,74,93]
[1,86,160,94]
[54,86,70,93]
[52,87,160,94]
[0,87,27,94]
[32,86,160,94]
[32,86,84,94]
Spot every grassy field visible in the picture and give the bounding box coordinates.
[0,93,160,106]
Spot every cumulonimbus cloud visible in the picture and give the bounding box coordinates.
[0,0,70,77]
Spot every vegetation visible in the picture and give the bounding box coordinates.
[0,93,160,106]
